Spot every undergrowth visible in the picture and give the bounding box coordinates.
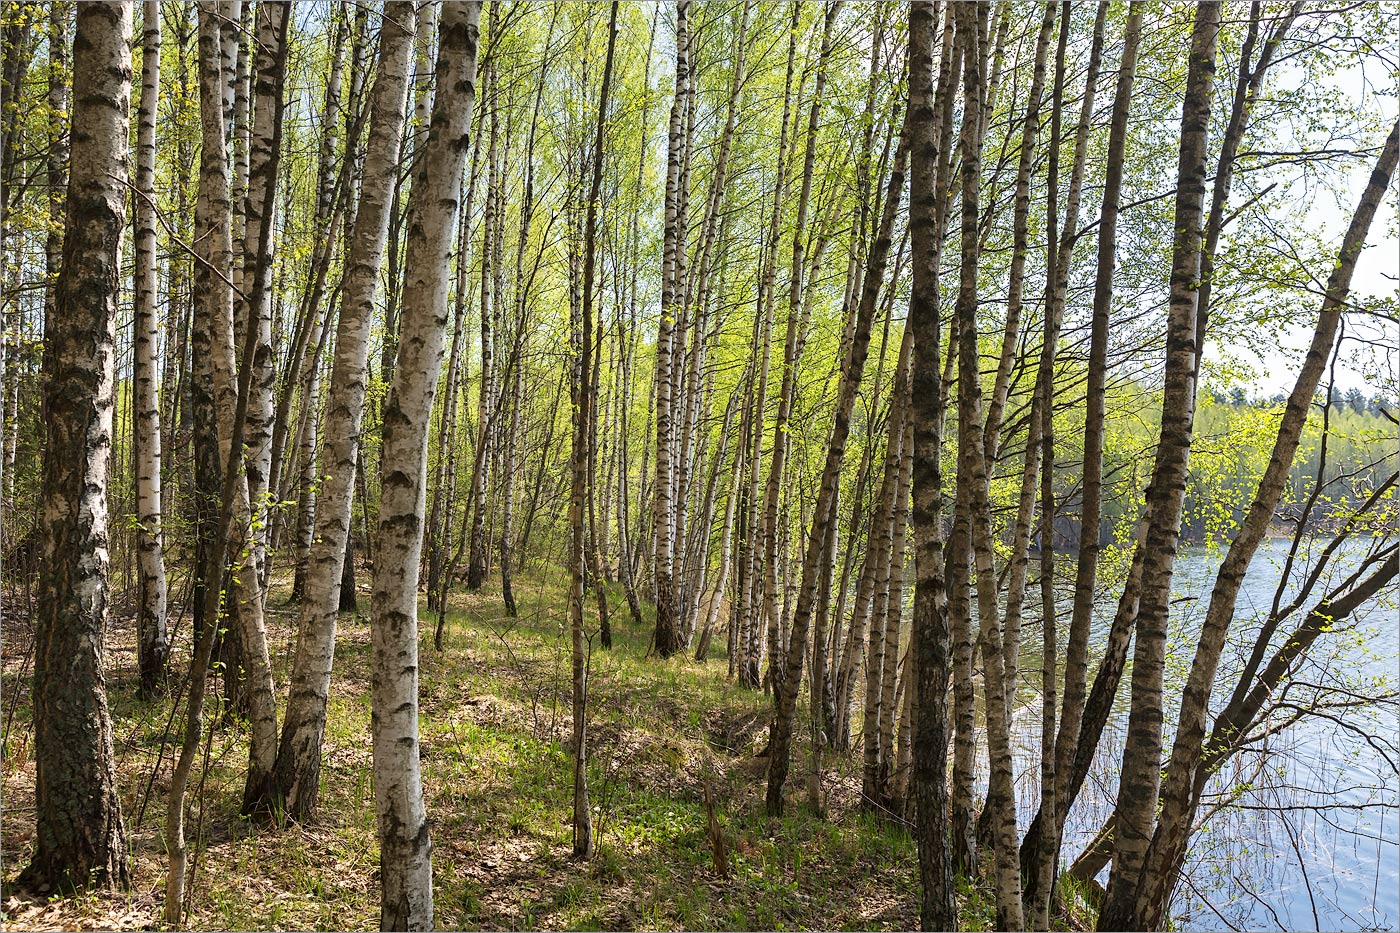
[0,568,1070,931]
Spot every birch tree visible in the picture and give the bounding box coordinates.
[651,0,690,658]
[133,0,168,698]
[17,0,132,895]
[239,0,293,587]
[1134,116,1400,932]
[908,4,958,925]
[1099,6,1221,926]
[274,0,418,822]
[950,3,1023,925]
[371,3,479,926]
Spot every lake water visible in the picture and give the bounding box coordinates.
[1001,538,1398,931]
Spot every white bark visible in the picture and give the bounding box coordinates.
[194,0,279,813]
[274,0,418,821]
[240,1,291,582]
[372,5,480,928]
[133,0,168,697]
[651,0,690,657]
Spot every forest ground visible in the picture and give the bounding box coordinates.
[1,566,1015,931]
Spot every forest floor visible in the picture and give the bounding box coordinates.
[1,565,1010,931]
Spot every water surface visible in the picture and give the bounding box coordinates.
[1004,538,1398,931]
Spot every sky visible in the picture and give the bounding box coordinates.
[1210,48,1400,398]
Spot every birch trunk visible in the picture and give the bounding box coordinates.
[1135,117,1399,931]
[570,0,620,857]
[696,398,743,661]
[133,0,168,698]
[18,0,132,894]
[651,0,691,658]
[269,7,349,556]
[952,5,1022,926]
[240,1,290,585]
[43,0,68,386]
[878,407,914,803]
[290,318,330,601]
[426,141,478,614]
[1099,6,1220,926]
[273,0,417,822]
[372,6,479,928]
[860,330,910,806]
[465,43,499,593]
[908,4,956,925]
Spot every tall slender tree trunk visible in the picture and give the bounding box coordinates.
[499,46,549,617]
[674,0,751,645]
[133,0,168,698]
[500,354,524,617]
[465,34,500,593]
[239,0,292,811]
[667,37,698,619]
[1098,6,1220,927]
[17,0,133,895]
[273,0,417,822]
[290,317,330,601]
[589,264,613,651]
[952,4,1022,927]
[268,7,348,534]
[240,1,291,589]
[371,6,479,929]
[696,392,744,661]
[888,408,919,811]
[855,337,907,784]
[877,405,914,807]
[378,0,438,434]
[908,4,956,925]
[861,279,916,810]
[570,0,620,858]
[651,0,691,658]
[427,140,478,615]
[227,0,249,296]
[42,0,68,414]
[0,7,32,511]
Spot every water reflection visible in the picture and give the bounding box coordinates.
[998,538,1398,931]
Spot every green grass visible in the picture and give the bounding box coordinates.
[0,567,1034,930]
